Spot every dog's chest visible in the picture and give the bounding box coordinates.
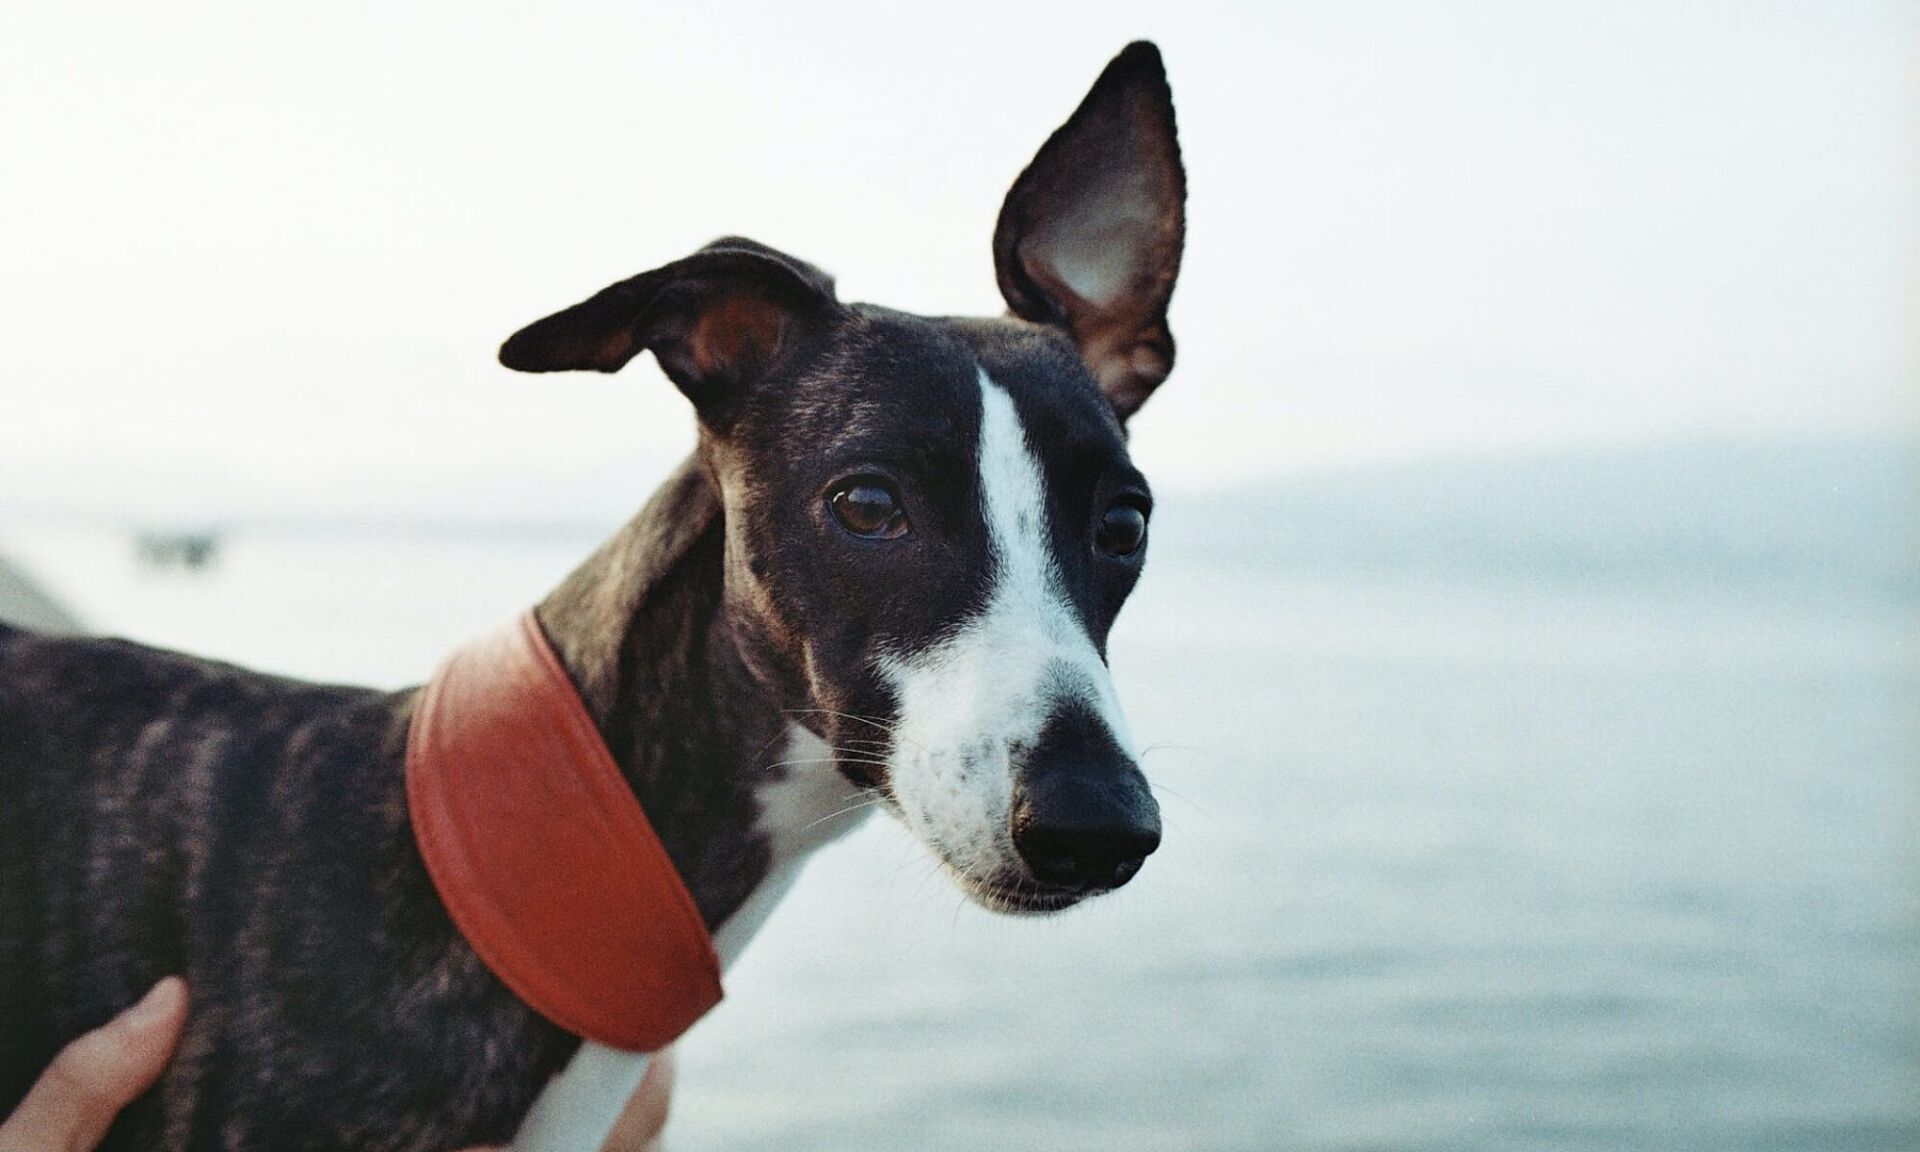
[712,724,875,964]
[516,724,871,1151]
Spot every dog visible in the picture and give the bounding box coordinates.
[0,40,1186,1152]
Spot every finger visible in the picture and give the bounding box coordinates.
[0,977,188,1152]
[600,1047,675,1152]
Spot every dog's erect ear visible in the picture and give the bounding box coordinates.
[500,237,842,422]
[994,41,1186,423]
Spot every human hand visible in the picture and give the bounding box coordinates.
[0,976,188,1152]
[462,1048,676,1152]
[595,1047,675,1152]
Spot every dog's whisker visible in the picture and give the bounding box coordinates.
[1146,781,1206,816]
[758,755,892,773]
[905,838,957,896]
[782,707,899,733]
[798,794,890,834]
[884,835,940,882]
[941,856,980,927]
[888,851,930,885]
[1136,742,1210,764]
[826,743,896,759]
[783,709,928,752]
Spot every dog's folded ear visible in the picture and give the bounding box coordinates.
[500,238,842,421]
[994,41,1186,423]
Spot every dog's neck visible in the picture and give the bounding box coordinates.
[529,453,865,943]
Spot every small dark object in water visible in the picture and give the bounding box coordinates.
[135,530,220,571]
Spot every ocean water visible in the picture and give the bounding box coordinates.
[2,524,1915,1152]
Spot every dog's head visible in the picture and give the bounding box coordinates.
[501,43,1184,914]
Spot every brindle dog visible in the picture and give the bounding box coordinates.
[1,41,1185,1152]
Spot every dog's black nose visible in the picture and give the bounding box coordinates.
[1012,776,1162,890]
[1011,703,1162,892]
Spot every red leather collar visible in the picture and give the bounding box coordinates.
[406,611,722,1052]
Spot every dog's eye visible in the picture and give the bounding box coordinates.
[829,479,910,540]
[1094,502,1148,558]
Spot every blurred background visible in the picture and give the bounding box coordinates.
[2,2,1916,1149]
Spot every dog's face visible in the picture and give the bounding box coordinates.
[502,43,1184,913]
[710,312,1158,913]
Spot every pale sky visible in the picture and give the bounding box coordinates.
[1,0,1914,518]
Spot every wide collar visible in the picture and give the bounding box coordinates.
[406,611,722,1052]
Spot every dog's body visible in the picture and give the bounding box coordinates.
[2,465,859,1148]
[1,42,1186,1151]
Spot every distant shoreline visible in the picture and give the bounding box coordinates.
[0,554,80,633]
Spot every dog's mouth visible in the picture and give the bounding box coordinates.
[971,878,1089,915]
[940,859,1098,916]
[871,793,1089,915]
[871,778,1146,916]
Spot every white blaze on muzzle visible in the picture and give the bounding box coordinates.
[878,369,1134,880]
